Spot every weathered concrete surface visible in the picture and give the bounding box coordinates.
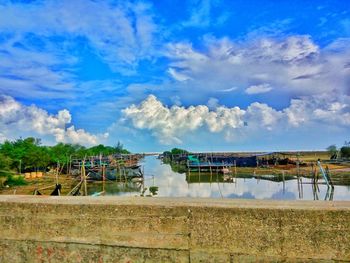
[0,196,349,262]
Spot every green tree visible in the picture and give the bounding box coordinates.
[20,138,49,172]
[0,137,131,175]
[340,146,350,158]
[73,145,88,158]
[26,146,51,171]
[88,144,116,156]
[0,153,12,177]
[114,141,129,154]
[0,137,52,172]
[170,148,189,155]
[0,137,40,172]
[326,145,338,159]
[50,143,76,164]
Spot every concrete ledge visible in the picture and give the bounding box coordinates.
[0,196,349,262]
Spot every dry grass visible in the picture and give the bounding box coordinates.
[0,173,78,195]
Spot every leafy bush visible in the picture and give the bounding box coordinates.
[149,186,159,195]
[163,148,190,156]
[5,175,27,186]
[326,145,338,159]
[340,146,350,158]
[0,153,12,177]
[170,148,189,155]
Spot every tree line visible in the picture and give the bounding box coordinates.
[327,141,350,159]
[0,137,129,176]
[163,148,189,156]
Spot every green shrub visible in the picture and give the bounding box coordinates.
[149,186,159,195]
[340,146,350,158]
[5,175,27,186]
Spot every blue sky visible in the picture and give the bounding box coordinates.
[0,0,349,152]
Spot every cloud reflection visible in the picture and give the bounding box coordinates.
[142,156,350,200]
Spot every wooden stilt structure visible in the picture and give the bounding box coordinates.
[82,159,87,196]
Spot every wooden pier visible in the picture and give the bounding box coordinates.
[187,162,234,171]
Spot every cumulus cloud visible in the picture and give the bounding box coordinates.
[245,83,273,95]
[122,95,350,145]
[122,95,210,144]
[284,95,350,127]
[122,95,247,144]
[246,103,282,130]
[0,95,107,146]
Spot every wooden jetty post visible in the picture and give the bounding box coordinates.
[325,165,334,188]
[102,164,106,193]
[297,172,301,199]
[186,159,191,183]
[123,167,127,184]
[187,160,190,176]
[296,152,300,177]
[209,161,213,181]
[81,159,87,196]
[198,157,201,182]
[119,164,122,182]
[312,181,319,200]
[55,161,59,185]
[234,160,237,176]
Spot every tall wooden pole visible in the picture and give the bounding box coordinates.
[82,160,87,196]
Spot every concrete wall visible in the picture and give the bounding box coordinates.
[0,196,349,262]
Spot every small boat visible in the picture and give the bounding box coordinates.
[88,171,117,181]
[33,183,62,196]
[125,164,141,169]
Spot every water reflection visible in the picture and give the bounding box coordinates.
[88,156,350,200]
[87,181,142,196]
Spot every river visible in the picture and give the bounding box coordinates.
[87,156,350,200]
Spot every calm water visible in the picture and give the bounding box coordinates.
[88,156,350,200]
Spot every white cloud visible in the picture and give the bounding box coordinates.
[0,1,158,72]
[207,97,219,109]
[0,34,76,99]
[182,0,230,28]
[0,0,160,112]
[122,94,350,145]
[0,95,107,146]
[122,95,246,144]
[284,95,350,127]
[218,87,238,93]
[246,102,282,130]
[167,68,191,81]
[245,83,273,95]
[170,95,182,106]
[166,42,208,62]
[164,36,350,100]
[183,0,212,28]
[253,36,319,62]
